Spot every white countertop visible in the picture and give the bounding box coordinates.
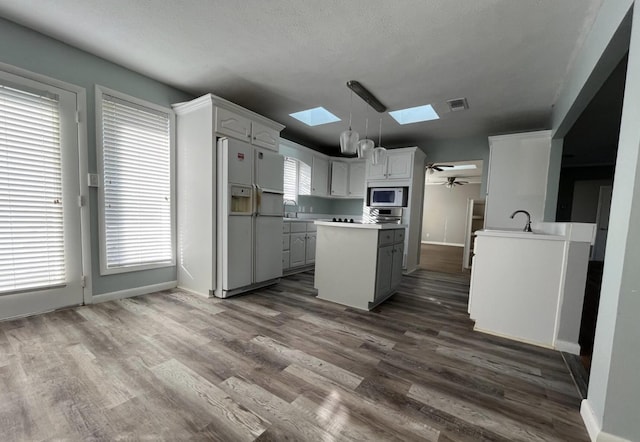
[476,222,596,243]
[315,221,406,230]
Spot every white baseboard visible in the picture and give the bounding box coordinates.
[176,284,212,299]
[581,399,632,442]
[555,339,581,355]
[421,241,464,247]
[91,280,177,304]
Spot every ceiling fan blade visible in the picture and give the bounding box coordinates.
[434,166,443,172]
[437,165,454,168]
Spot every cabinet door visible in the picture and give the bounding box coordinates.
[367,159,388,180]
[311,156,329,196]
[391,242,404,290]
[252,122,279,151]
[485,131,550,229]
[305,233,317,264]
[216,107,252,141]
[375,245,393,299]
[330,161,348,197]
[386,151,413,179]
[282,251,290,270]
[348,161,366,197]
[289,233,307,267]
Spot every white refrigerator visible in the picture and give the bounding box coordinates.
[216,137,284,297]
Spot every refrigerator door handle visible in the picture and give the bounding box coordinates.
[253,184,262,216]
[259,188,284,195]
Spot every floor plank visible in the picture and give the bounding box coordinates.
[0,269,589,441]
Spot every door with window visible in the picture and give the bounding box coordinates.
[0,71,83,320]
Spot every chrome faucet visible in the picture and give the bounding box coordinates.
[283,199,298,218]
[510,210,532,232]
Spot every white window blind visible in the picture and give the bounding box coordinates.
[101,93,173,270]
[299,161,311,195]
[283,157,298,202]
[0,83,65,293]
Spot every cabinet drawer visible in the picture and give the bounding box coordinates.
[306,222,317,232]
[283,222,290,233]
[282,235,290,251]
[394,229,405,243]
[378,230,394,246]
[290,222,307,233]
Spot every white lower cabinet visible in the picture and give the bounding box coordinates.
[289,233,307,267]
[283,221,317,272]
[305,233,316,264]
[374,230,405,301]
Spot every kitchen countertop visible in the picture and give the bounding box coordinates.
[315,221,406,230]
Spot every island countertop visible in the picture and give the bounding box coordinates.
[314,221,407,230]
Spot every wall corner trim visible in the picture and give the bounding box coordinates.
[581,399,633,442]
[90,280,177,304]
[555,339,581,355]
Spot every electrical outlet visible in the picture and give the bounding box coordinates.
[88,173,100,188]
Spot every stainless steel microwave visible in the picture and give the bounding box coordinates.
[367,186,409,207]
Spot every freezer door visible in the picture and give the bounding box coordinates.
[257,191,284,217]
[255,216,283,283]
[223,215,253,290]
[222,138,253,186]
[255,148,284,193]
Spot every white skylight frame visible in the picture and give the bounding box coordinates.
[389,104,439,125]
[289,107,340,126]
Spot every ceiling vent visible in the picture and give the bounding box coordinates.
[446,97,469,112]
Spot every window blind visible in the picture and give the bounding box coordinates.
[0,83,65,293]
[101,94,172,269]
[299,161,311,195]
[283,157,298,202]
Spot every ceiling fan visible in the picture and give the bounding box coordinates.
[426,163,454,174]
[443,176,468,188]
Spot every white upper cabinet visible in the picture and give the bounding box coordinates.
[311,156,329,196]
[213,100,282,151]
[366,150,414,181]
[485,130,551,229]
[386,151,413,179]
[251,121,279,151]
[330,161,348,197]
[216,107,252,141]
[348,161,366,197]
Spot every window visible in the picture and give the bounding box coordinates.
[97,86,175,274]
[283,157,311,202]
[0,82,65,292]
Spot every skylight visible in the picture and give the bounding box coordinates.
[289,107,340,126]
[389,104,439,125]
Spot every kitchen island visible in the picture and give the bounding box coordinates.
[314,221,406,310]
[469,222,596,354]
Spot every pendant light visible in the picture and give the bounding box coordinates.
[371,117,386,165]
[339,90,359,155]
[357,117,374,159]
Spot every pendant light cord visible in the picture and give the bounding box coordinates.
[348,90,353,130]
[378,117,382,146]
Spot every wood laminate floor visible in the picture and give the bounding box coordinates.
[0,270,588,441]
[419,244,467,274]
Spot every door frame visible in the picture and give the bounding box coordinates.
[0,61,92,312]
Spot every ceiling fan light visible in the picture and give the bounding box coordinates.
[357,138,374,158]
[340,129,359,155]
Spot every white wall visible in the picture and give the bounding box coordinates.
[422,183,480,245]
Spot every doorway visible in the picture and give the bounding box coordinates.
[0,69,85,320]
[420,160,483,274]
[556,54,627,385]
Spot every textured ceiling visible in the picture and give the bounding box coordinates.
[0,0,603,155]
